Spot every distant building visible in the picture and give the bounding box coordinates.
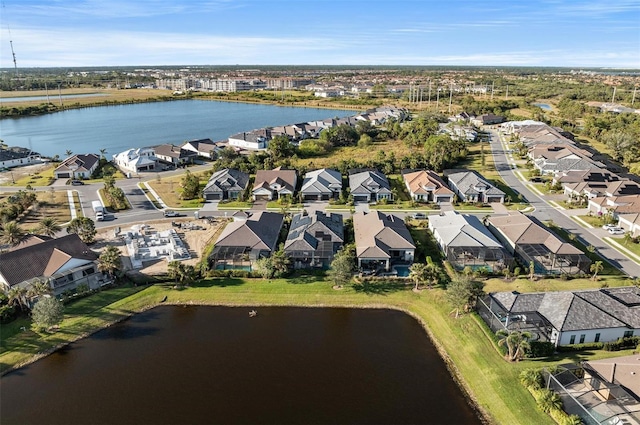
[154,144,197,166]
[228,129,271,150]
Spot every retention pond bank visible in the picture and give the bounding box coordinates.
[1,305,482,425]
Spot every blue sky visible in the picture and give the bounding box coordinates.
[1,0,639,68]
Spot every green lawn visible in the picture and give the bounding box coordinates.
[609,236,640,258]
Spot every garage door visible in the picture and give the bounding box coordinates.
[57,173,70,178]
[487,197,502,203]
[304,194,319,201]
[254,194,270,201]
[205,193,221,201]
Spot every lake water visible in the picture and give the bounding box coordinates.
[0,100,352,157]
[533,102,552,110]
[0,306,482,425]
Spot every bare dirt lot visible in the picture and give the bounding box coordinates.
[93,218,227,275]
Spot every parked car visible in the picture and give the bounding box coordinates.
[608,227,625,235]
[411,212,427,220]
[602,224,618,230]
[71,180,84,186]
[163,210,180,217]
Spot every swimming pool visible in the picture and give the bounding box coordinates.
[393,265,411,277]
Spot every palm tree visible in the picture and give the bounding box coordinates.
[408,263,429,291]
[537,388,563,413]
[65,149,73,157]
[26,279,52,304]
[497,330,532,361]
[590,261,604,281]
[99,148,107,159]
[529,260,536,281]
[519,368,543,390]
[98,246,122,280]
[0,221,26,247]
[37,217,61,237]
[7,286,28,312]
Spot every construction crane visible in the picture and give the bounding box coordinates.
[2,1,18,79]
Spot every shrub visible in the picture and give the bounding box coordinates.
[557,342,604,352]
[528,341,555,358]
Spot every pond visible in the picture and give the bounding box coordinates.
[0,306,483,425]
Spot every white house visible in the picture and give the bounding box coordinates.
[228,129,271,150]
[113,148,157,174]
[54,154,100,179]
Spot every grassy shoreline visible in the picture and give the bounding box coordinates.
[2,277,588,425]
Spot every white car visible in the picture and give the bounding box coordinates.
[608,227,625,235]
[163,210,180,217]
[602,224,618,230]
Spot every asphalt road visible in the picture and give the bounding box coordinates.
[486,127,640,278]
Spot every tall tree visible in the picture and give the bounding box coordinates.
[31,296,64,331]
[0,221,26,247]
[267,135,296,161]
[66,217,96,243]
[37,217,61,237]
[327,245,355,288]
[7,286,28,312]
[180,170,200,200]
[98,246,122,280]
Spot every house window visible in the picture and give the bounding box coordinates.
[624,331,634,338]
[594,333,600,343]
[569,335,575,344]
[579,334,585,344]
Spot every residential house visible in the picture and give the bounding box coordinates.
[300,168,342,201]
[617,213,640,236]
[252,167,298,201]
[284,211,344,269]
[502,121,573,147]
[402,169,454,203]
[349,169,393,203]
[0,146,42,169]
[445,169,505,203]
[0,234,108,297]
[531,146,603,176]
[428,211,509,272]
[487,212,590,275]
[584,354,640,399]
[154,144,197,166]
[209,212,284,270]
[479,286,640,346]
[564,179,640,200]
[202,168,249,201]
[113,148,157,174]
[228,129,271,150]
[180,138,221,159]
[554,169,620,186]
[353,211,415,272]
[472,113,505,126]
[588,195,640,217]
[54,154,100,179]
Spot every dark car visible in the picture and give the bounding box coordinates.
[71,180,84,186]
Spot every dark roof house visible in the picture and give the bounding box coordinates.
[284,211,344,269]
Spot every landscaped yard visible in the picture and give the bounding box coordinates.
[609,236,640,258]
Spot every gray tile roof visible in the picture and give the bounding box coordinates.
[446,170,505,199]
[203,168,249,194]
[284,211,344,252]
[490,286,640,333]
[301,168,342,195]
[349,170,391,195]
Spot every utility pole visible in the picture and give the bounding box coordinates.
[505,84,509,100]
[491,81,495,100]
[58,83,63,106]
[448,83,453,113]
[436,87,440,111]
[428,81,432,109]
[611,86,616,103]
[45,82,50,103]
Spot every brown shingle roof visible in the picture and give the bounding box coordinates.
[0,234,97,288]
